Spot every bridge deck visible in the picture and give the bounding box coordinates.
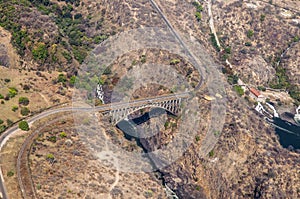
[94,92,190,112]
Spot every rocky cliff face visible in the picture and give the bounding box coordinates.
[153,90,300,198]
[0,27,20,68]
[281,42,300,88]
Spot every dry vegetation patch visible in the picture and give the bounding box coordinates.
[28,115,167,199]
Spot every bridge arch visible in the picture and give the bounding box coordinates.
[108,98,183,125]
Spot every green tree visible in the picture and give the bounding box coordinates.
[19,121,29,131]
[19,97,29,105]
[234,85,244,96]
[0,125,6,133]
[20,107,30,116]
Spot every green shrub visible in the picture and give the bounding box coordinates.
[6,119,13,127]
[37,184,42,190]
[32,43,48,61]
[170,59,180,65]
[195,12,202,21]
[60,132,67,138]
[69,75,76,86]
[209,150,214,157]
[57,74,67,83]
[192,1,203,12]
[93,35,108,44]
[4,78,10,83]
[225,46,231,54]
[293,36,299,42]
[258,86,266,91]
[131,60,137,66]
[245,42,252,46]
[0,94,4,99]
[72,47,87,64]
[103,67,112,75]
[7,170,14,177]
[140,55,146,63]
[289,85,300,102]
[227,74,239,85]
[19,97,29,105]
[62,51,72,63]
[19,121,29,131]
[0,119,3,124]
[8,87,18,98]
[12,105,18,112]
[234,85,244,96]
[144,190,153,198]
[247,30,254,38]
[214,131,220,136]
[210,34,220,51]
[0,125,6,133]
[46,153,54,160]
[164,121,170,129]
[195,135,200,142]
[48,136,57,143]
[20,107,30,116]
[98,78,105,85]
